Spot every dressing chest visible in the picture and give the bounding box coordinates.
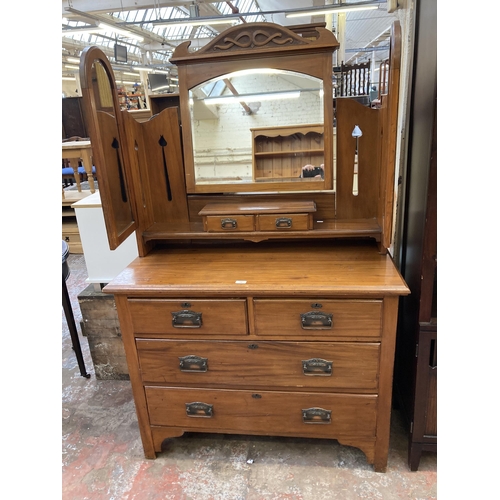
[80,21,408,472]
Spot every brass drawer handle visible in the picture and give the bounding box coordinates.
[186,402,213,418]
[300,311,333,329]
[302,358,333,376]
[179,355,208,372]
[275,217,292,228]
[172,309,203,328]
[302,407,332,424]
[221,218,237,229]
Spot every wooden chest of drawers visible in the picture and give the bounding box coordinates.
[104,241,409,472]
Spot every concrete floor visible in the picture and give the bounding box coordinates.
[62,253,437,500]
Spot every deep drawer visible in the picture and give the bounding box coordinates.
[253,299,382,338]
[137,340,380,391]
[128,299,248,335]
[146,387,377,438]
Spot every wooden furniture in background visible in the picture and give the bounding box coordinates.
[338,61,371,97]
[80,21,407,473]
[393,0,436,471]
[62,97,88,139]
[148,93,180,116]
[251,125,324,181]
[62,140,96,194]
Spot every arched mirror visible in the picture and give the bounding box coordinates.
[171,22,338,195]
[189,69,325,187]
[80,47,136,249]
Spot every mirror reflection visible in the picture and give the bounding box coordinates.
[189,69,325,186]
[92,59,133,232]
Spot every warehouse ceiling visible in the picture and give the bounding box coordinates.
[62,0,399,91]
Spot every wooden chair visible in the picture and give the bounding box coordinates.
[336,61,371,100]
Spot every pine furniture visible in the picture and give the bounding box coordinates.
[80,21,408,472]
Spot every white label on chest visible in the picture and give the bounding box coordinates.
[235,280,247,284]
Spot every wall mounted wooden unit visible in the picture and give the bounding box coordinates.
[80,21,408,473]
[251,125,324,182]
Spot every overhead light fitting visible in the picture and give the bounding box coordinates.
[98,23,144,42]
[62,22,143,42]
[202,90,301,105]
[285,2,380,18]
[152,16,235,28]
[132,66,169,74]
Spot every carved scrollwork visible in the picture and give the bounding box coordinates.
[214,30,295,51]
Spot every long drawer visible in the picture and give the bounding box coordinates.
[253,299,382,338]
[128,299,248,335]
[137,340,380,390]
[145,387,377,438]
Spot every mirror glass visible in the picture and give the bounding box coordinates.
[92,59,133,233]
[189,69,326,186]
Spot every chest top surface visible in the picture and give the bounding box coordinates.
[104,241,409,297]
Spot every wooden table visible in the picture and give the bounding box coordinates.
[62,140,95,193]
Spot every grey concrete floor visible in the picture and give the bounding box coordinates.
[62,253,437,499]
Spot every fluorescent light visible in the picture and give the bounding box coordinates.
[286,3,379,18]
[203,90,301,105]
[64,64,79,70]
[132,66,151,72]
[62,77,76,81]
[62,22,144,42]
[98,22,144,42]
[66,57,80,64]
[153,17,235,27]
[62,27,103,36]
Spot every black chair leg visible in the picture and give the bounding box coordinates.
[62,277,90,378]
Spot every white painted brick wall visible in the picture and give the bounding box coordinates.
[191,73,324,182]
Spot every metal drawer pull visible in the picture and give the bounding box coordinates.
[179,355,208,372]
[300,311,333,329]
[172,309,202,328]
[302,407,332,424]
[275,217,292,228]
[221,218,237,229]
[186,402,213,418]
[302,358,333,376]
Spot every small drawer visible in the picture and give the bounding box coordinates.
[204,215,254,232]
[145,387,377,438]
[256,213,313,231]
[128,299,248,335]
[137,339,380,390]
[253,299,382,338]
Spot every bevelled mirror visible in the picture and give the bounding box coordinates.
[80,46,136,250]
[171,22,339,195]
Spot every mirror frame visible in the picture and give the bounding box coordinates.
[170,22,339,194]
[80,46,137,249]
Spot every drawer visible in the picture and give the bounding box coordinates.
[128,299,248,335]
[137,340,380,391]
[204,215,254,232]
[145,387,377,438]
[256,213,312,231]
[253,299,382,338]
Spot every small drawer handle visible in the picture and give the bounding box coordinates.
[275,217,292,228]
[302,358,333,376]
[172,309,202,328]
[186,402,213,418]
[302,407,332,424]
[300,311,333,330]
[221,218,237,229]
[179,355,208,372]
